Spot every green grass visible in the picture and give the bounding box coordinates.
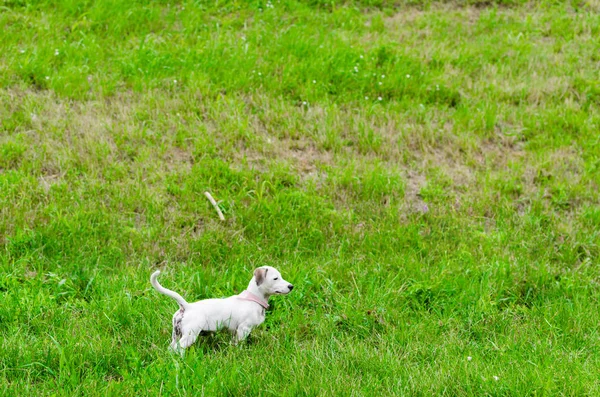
[1,0,600,395]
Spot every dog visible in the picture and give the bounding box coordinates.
[151,266,293,352]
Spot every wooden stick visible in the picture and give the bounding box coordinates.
[204,192,225,221]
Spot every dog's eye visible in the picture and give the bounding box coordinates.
[273,277,279,280]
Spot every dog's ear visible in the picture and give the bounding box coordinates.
[254,267,267,286]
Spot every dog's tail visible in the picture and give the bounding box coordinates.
[150,271,189,309]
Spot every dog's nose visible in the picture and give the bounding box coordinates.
[288,284,294,291]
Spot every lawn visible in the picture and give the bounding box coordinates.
[1,0,599,395]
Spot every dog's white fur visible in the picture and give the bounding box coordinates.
[151,266,293,352]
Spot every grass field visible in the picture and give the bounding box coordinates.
[1,0,600,395]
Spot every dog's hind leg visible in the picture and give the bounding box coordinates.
[170,341,184,357]
[169,308,189,354]
[169,332,198,356]
[178,333,199,350]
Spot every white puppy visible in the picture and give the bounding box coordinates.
[150,266,293,352]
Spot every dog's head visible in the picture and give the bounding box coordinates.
[253,266,293,296]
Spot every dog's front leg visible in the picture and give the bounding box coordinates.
[234,324,253,344]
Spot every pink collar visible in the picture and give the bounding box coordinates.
[237,290,269,309]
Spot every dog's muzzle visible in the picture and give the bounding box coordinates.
[275,284,294,294]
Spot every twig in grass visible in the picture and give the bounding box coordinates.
[204,192,225,221]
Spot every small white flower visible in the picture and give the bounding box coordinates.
[312,80,316,84]
[302,101,307,105]
[406,74,411,78]
[258,72,262,76]
[54,49,59,56]
[419,104,424,108]
[360,55,364,59]
[365,96,369,100]
[354,66,359,72]
[173,79,178,84]
[381,74,385,78]
[378,96,382,101]
[493,376,499,381]
[19,49,25,54]
[467,356,472,361]
[252,70,256,73]
[45,76,50,80]
[378,82,382,86]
